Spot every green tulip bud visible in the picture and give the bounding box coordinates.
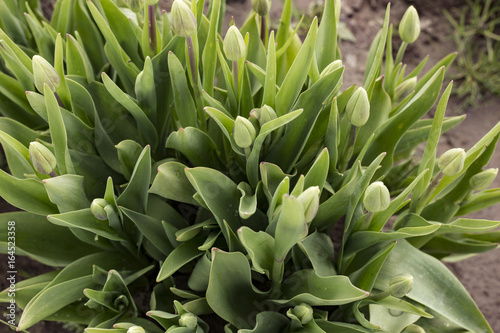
[320,60,343,77]
[91,198,109,221]
[32,55,61,93]
[233,116,256,148]
[297,186,320,223]
[470,168,498,191]
[438,148,466,177]
[389,273,413,298]
[179,313,197,329]
[145,0,158,5]
[393,77,417,101]
[402,324,426,333]
[345,87,370,127]
[223,25,247,61]
[29,141,56,175]
[250,105,277,126]
[363,181,390,213]
[252,0,271,16]
[171,0,197,37]
[127,326,146,333]
[292,303,313,325]
[399,6,420,43]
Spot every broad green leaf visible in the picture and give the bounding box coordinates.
[262,31,277,109]
[0,27,32,71]
[237,182,259,219]
[205,107,244,156]
[304,148,329,192]
[157,237,204,282]
[414,52,456,92]
[166,127,220,168]
[117,145,151,214]
[188,253,212,292]
[274,195,308,263]
[315,0,339,71]
[168,52,197,128]
[0,212,99,266]
[47,209,124,241]
[150,161,197,205]
[202,0,220,95]
[206,249,268,329]
[376,240,493,333]
[0,117,47,146]
[316,321,373,333]
[276,17,318,116]
[298,231,336,277]
[238,227,275,276]
[43,174,90,213]
[135,57,157,120]
[0,40,34,91]
[175,219,215,242]
[239,312,289,333]
[185,167,241,234]
[0,130,33,178]
[272,270,368,306]
[369,303,420,333]
[456,189,500,216]
[66,34,94,82]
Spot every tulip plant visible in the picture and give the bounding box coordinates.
[0,0,499,332]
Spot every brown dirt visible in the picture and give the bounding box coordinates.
[1,0,499,332]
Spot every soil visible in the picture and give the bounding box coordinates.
[1,0,500,332]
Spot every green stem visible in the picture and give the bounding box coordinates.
[414,170,443,214]
[186,36,206,131]
[260,15,267,45]
[394,41,408,65]
[270,260,283,297]
[340,125,357,172]
[360,211,374,231]
[148,5,157,56]
[232,60,239,101]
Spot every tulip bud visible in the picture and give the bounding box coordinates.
[252,0,271,16]
[470,168,498,191]
[438,148,466,177]
[29,142,56,175]
[393,77,417,101]
[320,60,343,77]
[402,324,426,333]
[145,0,158,5]
[292,303,313,325]
[345,87,370,127]
[223,26,247,61]
[179,313,197,329]
[127,326,146,333]
[363,181,390,213]
[399,6,420,44]
[297,186,320,223]
[32,55,61,94]
[171,0,197,37]
[389,273,413,298]
[91,198,109,221]
[233,116,256,148]
[250,105,277,126]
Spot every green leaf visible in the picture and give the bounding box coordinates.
[0,130,33,178]
[166,127,220,168]
[262,31,277,109]
[201,0,220,95]
[206,249,268,329]
[156,237,204,282]
[369,303,420,333]
[272,270,368,306]
[457,189,500,216]
[204,107,243,156]
[135,57,157,120]
[237,182,259,219]
[47,209,124,241]
[376,240,493,333]
[304,148,329,192]
[315,0,338,71]
[239,312,289,333]
[43,174,90,213]
[238,226,275,276]
[276,17,318,116]
[298,231,336,277]
[168,52,197,128]
[150,161,197,205]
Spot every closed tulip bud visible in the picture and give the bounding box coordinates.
[91,198,109,221]
[171,0,197,37]
[470,168,498,191]
[320,60,343,77]
[438,148,466,176]
[29,142,56,175]
[250,105,277,126]
[393,77,417,101]
[223,26,246,61]
[389,273,413,298]
[127,326,145,333]
[399,6,420,43]
[402,324,426,333]
[32,55,60,93]
[179,313,197,329]
[233,116,256,148]
[252,0,271,16]
[363,181,390,213]
[297,186,320,223]
[145,0,158,4]
[292,303,313,325]
[345,87,370,127]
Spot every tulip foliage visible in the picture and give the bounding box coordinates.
[0,0,499,332]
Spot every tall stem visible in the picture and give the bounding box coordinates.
[148,5,157,56]
[414,170,443,214]
[260,15,267,44]
[232,60,239,101]
[394,41,408,65]
[186,36,206,130]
